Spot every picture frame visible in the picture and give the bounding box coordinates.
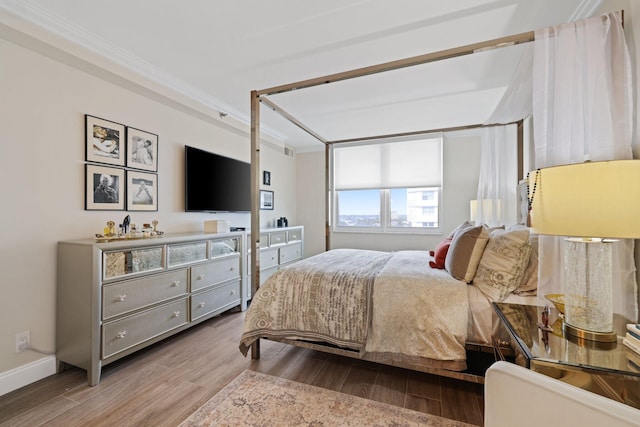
[263,170,271,186]
[85,164,126,211]
[127,171,158,211]
[126,127,158,172]
[85,115,126,166]
[260,190,274,210]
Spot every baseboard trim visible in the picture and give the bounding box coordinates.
[0,356,57,396]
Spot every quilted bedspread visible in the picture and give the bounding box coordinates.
[239,249,469,371]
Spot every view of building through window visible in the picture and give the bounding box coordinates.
[337,187,439,228]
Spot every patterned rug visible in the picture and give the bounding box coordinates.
[179,370,477,426]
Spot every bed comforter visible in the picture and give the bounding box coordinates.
[239,249,469,371]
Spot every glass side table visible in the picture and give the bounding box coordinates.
[492,302,640,410]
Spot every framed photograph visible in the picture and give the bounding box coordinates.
[260,190,274,210]
[127,171,158,211]
[126,127,158,172]
[85,115,126,166]
[85,164,125,210]
[263,170,271,186]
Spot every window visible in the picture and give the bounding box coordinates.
[332,136,442,233]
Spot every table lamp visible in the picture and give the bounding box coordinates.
[528,160,640,343]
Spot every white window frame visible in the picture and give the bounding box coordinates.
[330,135,443,235]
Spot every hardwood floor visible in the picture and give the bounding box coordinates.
[0,309,485,426]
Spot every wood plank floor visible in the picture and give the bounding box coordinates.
[0,309,485,426]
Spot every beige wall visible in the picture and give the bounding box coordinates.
[0,36,297,393]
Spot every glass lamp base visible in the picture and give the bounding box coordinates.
[563,322,617,343]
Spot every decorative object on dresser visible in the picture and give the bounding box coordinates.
[528,160,640,343]
[57,231,245,386]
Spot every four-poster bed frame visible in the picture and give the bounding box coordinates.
[247,30,532,382]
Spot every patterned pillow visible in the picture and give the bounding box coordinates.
[513,232,538,295]
[445,225,490,283]
[473,228,532,302]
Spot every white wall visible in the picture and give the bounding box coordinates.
[0,36,297,393]
[296,150,327,257]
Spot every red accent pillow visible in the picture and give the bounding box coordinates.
[429,237,452,269]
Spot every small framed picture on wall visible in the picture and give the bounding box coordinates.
[127,171,158,211]
[85,164,125,210]
[85,115,126,167]
[263,170,271,186]
[126,127,158,172]
[260,190,274,210]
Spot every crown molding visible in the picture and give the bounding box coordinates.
[0,0,287,143]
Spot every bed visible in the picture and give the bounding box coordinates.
[240,223,539,382]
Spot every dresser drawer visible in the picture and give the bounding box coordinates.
[102,269,188,320]
[260,247,279,270]
[103,246,164,280]
[279,242,302,264]
[167,241,207,267]
[191,256,240,291]
[210,237,240,258]
[269,231,286,246]
[102,298,188,359]
[190,280,241,321]
[287,228,302,242]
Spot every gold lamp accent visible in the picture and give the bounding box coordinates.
[528,160,640,343]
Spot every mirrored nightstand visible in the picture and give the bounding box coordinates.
[492,302,640,410]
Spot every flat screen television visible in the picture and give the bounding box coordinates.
[184,145,251,212]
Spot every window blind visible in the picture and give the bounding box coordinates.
[333,137,442,190]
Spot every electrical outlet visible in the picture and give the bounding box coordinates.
[15,330,30,353]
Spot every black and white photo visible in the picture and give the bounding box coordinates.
[85,115,126,166]
[85,165,125,210]
[126,127,158,172]
[127,171,158,211]
[260,190,274,210]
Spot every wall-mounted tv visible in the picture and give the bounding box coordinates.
[184,145,251,212]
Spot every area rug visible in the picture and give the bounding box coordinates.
[179,370,477,426]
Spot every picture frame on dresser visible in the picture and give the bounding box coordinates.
[260,190,274,210]
[85,164,125,210]
[85,115,126,166]
[127,170,158,211]
[126,127,158,172]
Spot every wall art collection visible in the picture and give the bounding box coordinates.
[84,115,158,211]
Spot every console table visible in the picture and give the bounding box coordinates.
[57,231,245,386]
[492,302,640,409]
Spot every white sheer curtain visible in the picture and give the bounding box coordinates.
[475,125,518,226]
[475,45,534,227]
[533,11,637,323]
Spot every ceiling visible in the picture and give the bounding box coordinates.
[0,0,601,151]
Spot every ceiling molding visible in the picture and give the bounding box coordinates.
[0,0,288,142]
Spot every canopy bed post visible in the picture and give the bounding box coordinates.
[250,89,261,359]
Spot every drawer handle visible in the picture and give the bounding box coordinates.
[197,274,205,280]
[117,294,127,302]
[116,331,127,339]
[229,266,235,271]
[197,302,206,308]
[230,290,236,295]
[172,311,181,318]
[171,280,181,287]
